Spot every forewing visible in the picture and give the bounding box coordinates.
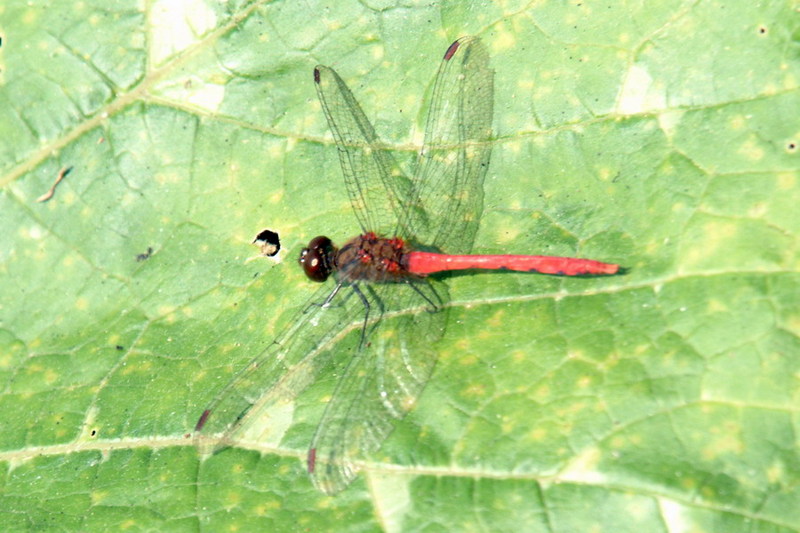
[401,36,494,254]
[308,280,448,494]
[194,282,369,452]
[314,65,412,235]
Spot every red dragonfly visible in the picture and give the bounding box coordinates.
[195,36,621,494]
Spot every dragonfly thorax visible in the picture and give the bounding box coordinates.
[336,232,414,283]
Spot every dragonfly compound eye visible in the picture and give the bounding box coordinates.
[299,236,336,282]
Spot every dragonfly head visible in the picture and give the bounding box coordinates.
[299,236,337,282]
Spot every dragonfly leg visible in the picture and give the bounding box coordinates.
[406,280,441,313]
[322,282,344,307]
[350,283,371,349]
[303,282,346,314]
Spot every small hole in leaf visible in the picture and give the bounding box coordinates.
[253,229,281,257]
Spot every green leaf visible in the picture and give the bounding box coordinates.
[2,1,799,531]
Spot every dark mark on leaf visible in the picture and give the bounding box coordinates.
[36,166,73,202]
[136,247,154,262]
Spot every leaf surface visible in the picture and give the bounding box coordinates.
[1,1,799,531]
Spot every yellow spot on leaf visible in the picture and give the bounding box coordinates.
[683,219,738,268]
[610,435,626,449]
[597,167,614,182]
[496,226,520,244]
[316,496,334,510]
[680,476,698,491]
[401,395,416,411]
[255,500,281,515]
[566,349,580,360]
[658,110,683,139]
[487,309,505,328]
[729,115,747,130]
[269,190,284,204]
[786,313,800,334]
[534,83,553,101]
[777,172,796,190]
[517,79,534,92]
[463,383,486,398]
[156,171,179,185]
[702,421,744,460]
[533,384,551,401]
[528,427,548,442]
[459,354,478,366]
[569,446,602,472]
[618,64,663,114]
[494,30,516,52]
[748,202,768,218]
[737,135,765,161]
[766,461,784,483]
[633,344,650,357]
[224,491,241,508]
[707,298,728,313]
[23,9,38,25]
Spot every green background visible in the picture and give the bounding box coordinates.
[1,0,799,531]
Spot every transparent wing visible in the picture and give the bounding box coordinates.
[314,65,412,236]
[307,279,448,494]
[194,282,370,451]
[401,36,494,254]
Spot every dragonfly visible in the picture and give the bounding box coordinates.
[195,36,621,494]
